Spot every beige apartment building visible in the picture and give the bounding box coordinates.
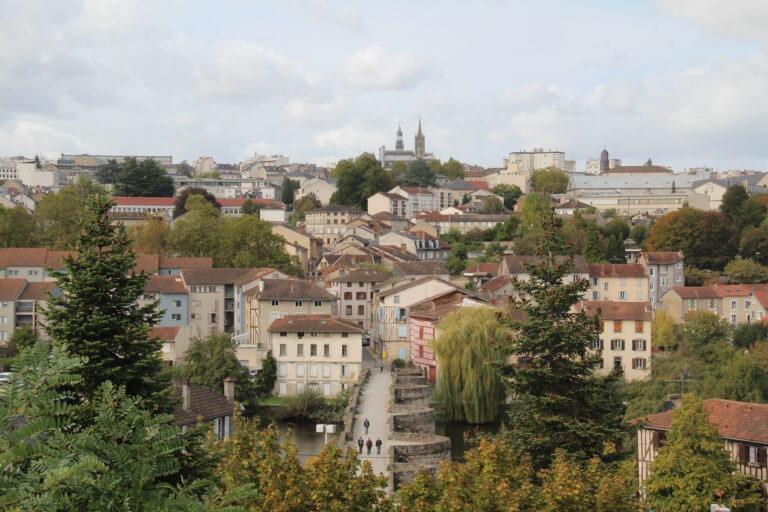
[329,269,390,331]
[588,263,649,302]
[0,279,57,342]
[240,279,337,370]
[304,204,363,247]
[662,284,768,326]
[272,224,323,276]
[577,301,653,381]
[269,314,363,397]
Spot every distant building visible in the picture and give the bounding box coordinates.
[378,120,437,169]
[505,148,565,173]
[585,148,622,175]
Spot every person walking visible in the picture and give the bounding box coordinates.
[375,437,382,455]
[366,438,373,455]
[357,436,364,454]
[380,361,384,372]
[363,417,370,434]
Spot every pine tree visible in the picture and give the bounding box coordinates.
[499,208,626,469]
[43,194,171,412]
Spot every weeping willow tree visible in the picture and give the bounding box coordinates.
[434,307,508,424]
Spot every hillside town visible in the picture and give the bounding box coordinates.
[3,125,768,509]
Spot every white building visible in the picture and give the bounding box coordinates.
[506,148,565,173]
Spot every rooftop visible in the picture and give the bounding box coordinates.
[268,314,363,333]
[258,279,337,301]
[576,300,653,320]
[588,263,647,279]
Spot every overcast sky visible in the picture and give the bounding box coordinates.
[2,0,768,171]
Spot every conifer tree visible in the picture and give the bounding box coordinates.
[43,194,171,412]
[499,208,626,469]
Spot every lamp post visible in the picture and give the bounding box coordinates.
[315,423,336,444]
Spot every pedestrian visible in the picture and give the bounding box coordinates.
[380,361,384,372]
[357,436,364,454]
[363,417,370,434]
[375,437,382,455]
[366,438,373,455]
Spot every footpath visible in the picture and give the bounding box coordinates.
[350,348,391,478]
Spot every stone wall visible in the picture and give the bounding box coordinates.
[342,368,370,442]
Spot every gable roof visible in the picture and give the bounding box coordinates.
[268,314,363,333]
[173,380,234,426]
[641,251,684,264]
[18,281,56,300]
[146,275,188,294]
[368,244,417,262]
[669,286,721,299]
[481,274,514,292]
[463,262,500,276]
[149,326,182,341]
[0,248,74,268]
[393,260,449,276]
[397,186,433,195]
[636,398,768,444]
[0,279,30,300]
[259,279,337,301]
[332,269,391,283]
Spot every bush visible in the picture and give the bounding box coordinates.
[392,358,406,368]
[281,388,348,423]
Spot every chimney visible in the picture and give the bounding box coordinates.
[259,280,265,292]
[224,377,235,403]
[182,379,191,411]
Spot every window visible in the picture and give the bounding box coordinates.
[310,332,317,337]
[0,302,6,309]
[278,344,287,356]
[279,331,287,337]
[619,291,626,300]
[278,363,287,377]
[341,332,349,338]
[173,300,182,307]
[271,300,279,306]
[171,313,181,321]
[689,299,697,310]
[296,364,305,377]
[309,364,318,377]
[738,445,767,467]
[314,300,322,307]
[397,308,406,320]
[344,292,352,300]
[356,292,366,300]
[613,356,622,370]
[310,344,317,356]
[345,305,353,315]
[323,344,330,357]
[591,339,603,350]
[592,291,599,300]
[297,344,304,356]
[613,320,622,332]
[358,305,364,315]
[347,282,352,288]
[731,314,738,325]
[295,301,303,307]
[594,358,604,369]
[649,268,655,276]
[323,383,331,396]
[398,325,408,339]
[731,300,738,310]
[191,313,199,320]
[297,332,304,339]
[0,316,7,324]
[635,321,644,333]
[210,313,217,324]
[632,358,646,370]
[708,299,716,310]
[340,364,347,377]
[745,300,751,309]
[660,276,667,286]
[322,365,331,378]
[632,339,646,351]
[7,270,18,276]
[592,277,598,286]
[604,282,609,291]
[610,339,625,351]
[393,295,400,304]
[342,344,348,357]
[28,270,38,276]
[649,283,655,291]
[143,293,155,300]
[359,282,364,287]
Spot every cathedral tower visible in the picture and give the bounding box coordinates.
[414,118,425,158]
[395,124,404,150]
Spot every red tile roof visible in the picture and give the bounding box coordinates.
[0,248,50,267]
[159,256,213,269]
[0,279,28,300]
[588,263,647,279]
[669,286,721,299]
[181,268,258,285]
[714,283,768,297]
[393,261,449,276]
[641,251,684,264]
[149,326,182,341]
[332,269,391,283]
[113,197,175,206]
[259,279,337,301]
[466,181,489,191]
[269,314,363,333]
[480,275,514,292]
[636,399,768,444]
[576,300,653,320]
[146,275,188,294]
[463,262,500,276]
[18,281,55,300]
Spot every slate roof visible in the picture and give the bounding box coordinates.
[368,245,417,262]
[173,380,234,426]
[397,187,433,195]
[444,179,477,191]
[636,398,768,444]
[258,279,337,301]
[588,263,647,279]
[268,314,363,333]
[576,300,654,320]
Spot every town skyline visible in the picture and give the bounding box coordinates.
[2,1,768,171]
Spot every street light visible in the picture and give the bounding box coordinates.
[316,423,336,444]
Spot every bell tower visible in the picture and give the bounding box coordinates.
[395,124,404,150]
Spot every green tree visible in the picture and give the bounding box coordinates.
[561,212,605,262]
[444,242,469,276]
[651,310,678,351]
[281,177,301,205]
[254,350,277,398]
[602,218,630,241]
[129,214,172,255]
[169,195,222,257]
[390,160,407,176]
[530,166,569,194]
[720,184,749,224]
[629,223,648,245]
[735,197,766,232]
[499,210,626,469]
[43,194,171,413]
[113,157,175,197]
[724,258,768,283]
[441,157,465,180]
[0,205,37,247]
[645,394,763,512]
[173,186,221,218]
[216,215,298,273]
[482,196,505,214]
[331,153,394,209]
[293,193,322,219]
[434,308,508,424]
[519,193,554,237]
[183,331,257,404]
[35,185,89,249]
[398,159,436,187]
[733,323,768,349]
[740,225,768,264]
[491,183,522,210]
[95,158,121,185]
[241,198,262,216]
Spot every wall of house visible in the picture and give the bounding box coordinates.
[592,318,652,381]
[589,276,649,302]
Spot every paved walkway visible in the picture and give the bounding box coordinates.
[350,348,391,477]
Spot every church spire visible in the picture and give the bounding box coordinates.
[395,123,404,150]
[414,117,425,158]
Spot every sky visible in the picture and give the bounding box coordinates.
[2,0,768,172]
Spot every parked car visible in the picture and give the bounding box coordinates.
[362,334,371,347]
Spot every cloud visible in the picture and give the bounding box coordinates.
[0,120,84,158]
[312,124,381,155]
[342,46,429,89]
[654,0,768,43]
[282,0,366,33]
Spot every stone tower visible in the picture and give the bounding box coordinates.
[414,118,425,158]
[395,124,404,150]
[600,147,609,173]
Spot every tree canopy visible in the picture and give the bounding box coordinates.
[491,183,522,210]
[530,167,569,194]
[281,177,300,205]
[330,153,395,209]
[113,157,175,197]
[173,186,221,218]
[398,159,437,188]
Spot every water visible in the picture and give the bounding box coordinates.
[277,420,344,462]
